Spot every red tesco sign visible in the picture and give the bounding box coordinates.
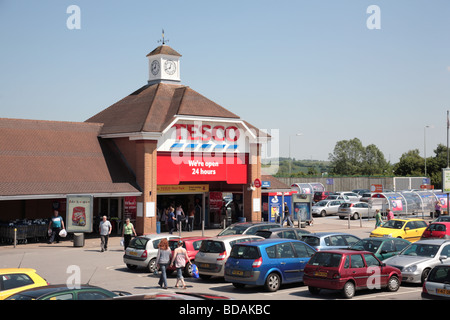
[254,179,261,188]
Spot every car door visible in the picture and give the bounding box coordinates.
[326,235,348,249]
[329,201,341,215]
[349,254,368,288]
[403,221,420,242]
[291,242,315,281]
[378,239,396,260]
[276,242,300,282]
[363,253,386,287]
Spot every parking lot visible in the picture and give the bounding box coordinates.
[0,216,423,300]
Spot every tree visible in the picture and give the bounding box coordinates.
[393,149,424,176]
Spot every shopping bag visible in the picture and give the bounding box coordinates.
[120,238,124,246]
[59,229,67,238]
[191,263,199,279]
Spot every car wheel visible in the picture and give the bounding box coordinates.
[199,274,211,280]
[233,282,245,289]
[126,264,137,270]
[308,286,321,295]
[386,275,400,292]
[421,268,431,284]
[147,258,157,273]
[265,272,281,292]
[352,212,359,220]
[320,210,326,217]
[342,281,355,299]
[184,261,194,277]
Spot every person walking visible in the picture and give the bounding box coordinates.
[282,202,293,227]
[168,206,176,234]
[156,238,172,289]
[386,209,394,221]
[170,240,191,289]
[175,204,185,231]
[435,201,442,218]
[375,209,383,228]
[187,205,195,232]
[122,218,136,250]
[99,215,112,252]
[48,210,65,244]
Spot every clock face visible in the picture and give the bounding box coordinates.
[164,60,176,75]
[151,60,160,75]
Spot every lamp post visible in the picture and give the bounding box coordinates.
[424,125,433,177]
[289,133,303,177]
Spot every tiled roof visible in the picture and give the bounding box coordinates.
[0,118,140,197]
[146,45,182,57]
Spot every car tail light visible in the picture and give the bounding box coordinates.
[141,250,147,258]
[332,273,341,279]
[252,257,263,268]
[422,281,428,294]
[217,251,227,261]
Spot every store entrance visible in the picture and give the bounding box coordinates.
[157,194,205,232]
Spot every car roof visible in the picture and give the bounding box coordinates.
[229,222,280,227]
[414,239,450,245]
[391,218,425,222]
[10,284,107,298]
[429,222,450,226]
[203,234,264,242]
[168,236,209,242]
[314,249,372,255]
[140,234,180,240]
[233,238,306,247]
[305,232,355,237]
[257,227,301,233]
[0,268,37,274]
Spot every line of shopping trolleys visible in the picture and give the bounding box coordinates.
[0,219,49,244]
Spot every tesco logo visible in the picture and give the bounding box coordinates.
[173,124,240,142]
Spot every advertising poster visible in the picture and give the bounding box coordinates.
[268,195,282,223]
[443,169,450,193]
[294,202,311,222]
[124,196,137,220]
[391,199,403,211]
[66,195,93,233]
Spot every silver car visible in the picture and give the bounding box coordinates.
[312,200,345,217]
[123,234,180,272]
[422,264,450,299]
[195,235,263,278]
[300,232,361,251]
[338,202,376,220]
[383,239,450,284]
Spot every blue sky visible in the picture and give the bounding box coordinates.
[1,0,450,163]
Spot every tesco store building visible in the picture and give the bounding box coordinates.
[0,44,267,238]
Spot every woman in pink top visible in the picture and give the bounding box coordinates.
[170,240,191,289]
[386,208,394,220]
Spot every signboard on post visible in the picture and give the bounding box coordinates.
[66,195,93,233]
[443,168,450,193]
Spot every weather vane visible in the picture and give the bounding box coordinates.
[158,29,168,45]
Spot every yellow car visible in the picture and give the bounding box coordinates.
[0,268,48,300]
[370,218,428,243]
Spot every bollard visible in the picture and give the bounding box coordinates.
[14,228,17,248]
[223,218,226,230]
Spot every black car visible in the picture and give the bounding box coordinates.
[6,284,130,300]
[255,227,310,240]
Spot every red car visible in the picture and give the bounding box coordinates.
[303,250,402,299]
[168,236,208,277]
[421,222,450,240]
[313,191,334,203]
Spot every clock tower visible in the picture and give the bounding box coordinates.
[146,44,182,85]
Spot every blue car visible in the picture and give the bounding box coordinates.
[224,239,316,292]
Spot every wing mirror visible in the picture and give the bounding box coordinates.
[440,255,448,261]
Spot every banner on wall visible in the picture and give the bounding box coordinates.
[66,195,93,233]
[124,196,137,220]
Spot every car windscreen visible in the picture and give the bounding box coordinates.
[255,230,272,239]
[427,266,450,284]
[308,252,342,267]
[301,236,320,247]
[382,220,405,229]
[229,245,260,259]
[400,243,440,257]
[351,239,382,253]
[314,201,328,207]
[128,237,148,250]
[340,203,353,208]
[217,225,248,236]
[199,240,225,253]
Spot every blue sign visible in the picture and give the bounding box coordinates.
[326,178,334,185]
[261,181,271,188]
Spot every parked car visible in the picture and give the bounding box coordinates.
[383,239,450,284]
[312,200,345,217]
[352,189,370,197]
[299,232,361,251]
[359,193,373,203]
[195,235,263,279]
[422,264,450,300]
[255,227,310,240]
[111,292,232,300]
[6,284,129,300]
[349,237,411,260]
[370,218,428,242]
[224,239,316,292]
[304,250,402,299]
[123,234,180,273]
[313,191,334,203]
[430,216,450,223]
[0,268,49,300]
[168,237,208,277]
[338,202,376,220]
[217,222,281,236]
[325,194,350,202]
[422,222,450,240]
[335,191,360,202]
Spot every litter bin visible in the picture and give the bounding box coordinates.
[73,233,85,247]
[156,221,161,234]
[238,217,246,223]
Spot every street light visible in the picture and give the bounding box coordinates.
[289,133,303,176]
[424,125,433,177]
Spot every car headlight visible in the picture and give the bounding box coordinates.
[404,265,417,273]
